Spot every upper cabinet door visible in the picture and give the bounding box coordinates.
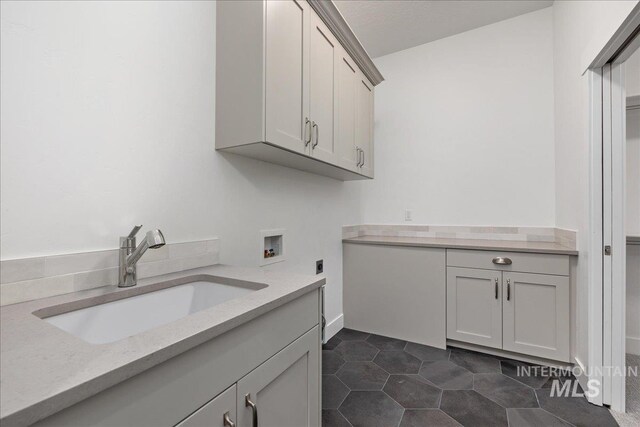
[265,0,310,153]
[502,272,570,362]
[308,14,338,164]
[336,50,359,172]
[447,267,503,349]
[236,327,320,427]
[356,74,374,177]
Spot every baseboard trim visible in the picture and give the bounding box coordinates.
[324,313,344,343]
[627,337,640,355]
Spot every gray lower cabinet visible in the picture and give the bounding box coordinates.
[343,243,446,348]
[446,250,571,362]
[176,385,236,427]
[502,272,570,361]
[447,267,502,349]
[35,290,321,427]
[237,329,319,427]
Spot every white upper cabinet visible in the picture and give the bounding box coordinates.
[308,13,338,164]
[265,0,310,154]
[216,0,383,181]
[337,49,359,172]
[356,74,374,178]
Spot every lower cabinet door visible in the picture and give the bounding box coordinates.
[447,267,503,349]
[237,326,320,427]
[503,272,570,362]
[176,384,237,427]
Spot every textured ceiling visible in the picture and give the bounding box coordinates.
[334,0,554,58]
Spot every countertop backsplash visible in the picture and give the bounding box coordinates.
[343,224,576,248]
[0,239,220,306]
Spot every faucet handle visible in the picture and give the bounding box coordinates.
[127,225,143,239]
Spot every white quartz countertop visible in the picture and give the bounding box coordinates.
[0,265,325,427]
[343,236,579,255]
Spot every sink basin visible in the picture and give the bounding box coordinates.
[43,280,257,344]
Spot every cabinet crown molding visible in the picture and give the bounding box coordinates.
[308,0,384,86]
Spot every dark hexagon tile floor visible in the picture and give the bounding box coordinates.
[334,340,379,362]
[322,328,620,427]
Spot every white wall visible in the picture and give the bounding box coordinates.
[553,0,639,370]
[360,8,556,226]
[0,1,363,329]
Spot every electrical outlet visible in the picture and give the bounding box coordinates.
[316,259,324,274]
[404,210,413,221]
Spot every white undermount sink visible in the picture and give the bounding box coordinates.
[43,280,257,344]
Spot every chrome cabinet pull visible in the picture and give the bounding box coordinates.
[223,412,236,427]
[494,278,499,299]
[304,118,311,146]
[361,149,365,167]
[507,279,511,301]
[492,257,512,265]
[359,148,364,167]
[245,394,258,427]
[312,122,319,148]
[355,146,361,166]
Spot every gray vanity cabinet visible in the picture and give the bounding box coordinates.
[176,385,236,427]
[237,328,320,427]
[34,290,321,427]
[446,267,503,349]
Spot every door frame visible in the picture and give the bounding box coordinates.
[587,5,639,412]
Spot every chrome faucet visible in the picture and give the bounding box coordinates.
[119,225,166,287]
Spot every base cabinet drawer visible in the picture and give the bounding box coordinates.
[176,385,237,427]
[503,272,570,361]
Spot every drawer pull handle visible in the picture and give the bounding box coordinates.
[223,412,236,427]
[492,257,512,265]
[507,279,511,301]
[245,394,258,427]
[494,278,499,299]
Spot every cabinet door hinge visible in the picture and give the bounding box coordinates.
[604,245,612,256]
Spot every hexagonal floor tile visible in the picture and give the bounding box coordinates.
[500,359,549,388]
[399,409,460,427]
[335,341,379,362]
[373,350,421,374]
[339,391,404,427]
[449,348,501,373]
[323,335,342,350]
[419,360,473,390]
[383,374,441,408]
[506,408,572,427]
[366,333,407,351]
[536,389,619,426]
[322,375,350,409]
[474,373,538,408]
[440,390,508,427]
[404,342,450,362]
[336,361,389,390]
[335,328,370,341]
[323,350,345,374]
[322,409,352,427]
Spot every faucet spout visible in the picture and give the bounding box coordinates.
[118,227,166,287]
